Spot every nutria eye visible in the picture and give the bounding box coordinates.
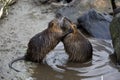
[73,25,76,28]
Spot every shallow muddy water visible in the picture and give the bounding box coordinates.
[31,39,120,80]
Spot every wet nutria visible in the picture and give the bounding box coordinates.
[9,17,72,72]
[61,17,93,63]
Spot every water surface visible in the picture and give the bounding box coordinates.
[31,38,120,80]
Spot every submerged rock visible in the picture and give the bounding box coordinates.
[110,13,120,65]
[78,9,112,39]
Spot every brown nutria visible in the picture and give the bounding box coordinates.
[9,16,72,72]
[61,17,93,63]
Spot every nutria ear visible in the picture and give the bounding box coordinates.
[48,21,54,28]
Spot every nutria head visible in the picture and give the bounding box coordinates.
[61,17,78,35]
[48,14,67,32]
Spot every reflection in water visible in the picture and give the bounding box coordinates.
[31,64,82,80]
[31,38,120,80]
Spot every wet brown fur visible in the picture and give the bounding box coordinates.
[62,18,93,63]
[25,19,69,62]
[9,17,72,72]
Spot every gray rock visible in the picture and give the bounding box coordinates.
[110,13,120,65]
[56,0,112,24]
[78,9,112,39]
[56,6,80,24]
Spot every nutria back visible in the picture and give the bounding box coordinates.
[25,29,61,62]
[25,18,71,62]
[62,17,93,63]
[63,25,93,63]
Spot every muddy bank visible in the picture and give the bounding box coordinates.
[0,0,54,79]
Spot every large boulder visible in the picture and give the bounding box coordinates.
[110,14,120,65]
[56,0,112,24]
[78,9,112,39]
[56,1,112,39]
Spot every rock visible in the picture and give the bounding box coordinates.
[56,0,89,24]
[91,0,112,13]
[39,0,49,4]
[110,13,120,65]
[56,6,80,24]
[56,0,112,24]
[54,1,83,23]
[78,9,112,39]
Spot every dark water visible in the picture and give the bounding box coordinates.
[31,38,120,80]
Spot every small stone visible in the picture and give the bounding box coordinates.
[1,76,4,79]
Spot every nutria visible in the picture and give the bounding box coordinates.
[61,17,93,63]
[9,16,72,72]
